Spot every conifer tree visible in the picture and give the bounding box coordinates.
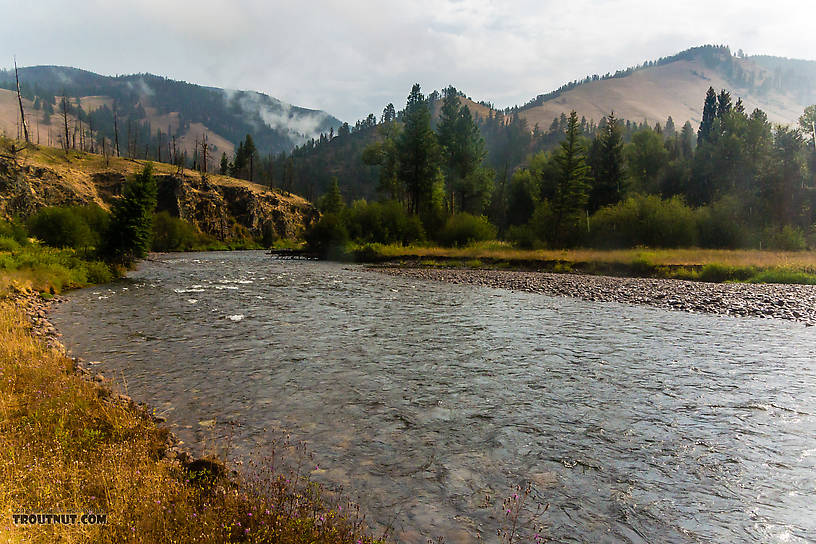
[101,164,157,266]
[698,87,718,145]
[319,177,345,214]
[397,84,440,217]
[552,111,591,244]
[589,112,625,211]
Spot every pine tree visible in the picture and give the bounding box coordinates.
[397,84,440,217]
[589,112,625,211]
[698,87,717,145]
[220,152,229,175]
[101,164,158,266]
[319,177,345,214]
[552,111,591,245]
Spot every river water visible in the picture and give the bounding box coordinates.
[50,251,816,543]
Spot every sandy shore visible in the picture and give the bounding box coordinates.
[375,267,816,326]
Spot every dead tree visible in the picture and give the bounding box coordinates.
[60,94,70,152]
[113,103,120,157]
[14,57,30,144]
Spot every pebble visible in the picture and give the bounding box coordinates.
[375,267,816,327]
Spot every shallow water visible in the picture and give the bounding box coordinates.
[50,251,816,543]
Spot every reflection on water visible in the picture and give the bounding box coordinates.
[50,251,816,543]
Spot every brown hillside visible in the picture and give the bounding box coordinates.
[517,52,812,129]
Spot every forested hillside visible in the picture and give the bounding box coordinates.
[0,66,342,164]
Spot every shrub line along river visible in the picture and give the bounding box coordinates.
[50,251,816,543]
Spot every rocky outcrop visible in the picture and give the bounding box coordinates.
[154,174,319,240]
[0,159,95,217]
[0,155,318,240]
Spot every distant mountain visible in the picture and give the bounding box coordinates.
[0,66,343,159]
[512,45,816,130]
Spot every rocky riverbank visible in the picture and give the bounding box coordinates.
[375,266,816,326]
[17,291,192,463]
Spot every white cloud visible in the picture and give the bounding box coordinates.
[2,0,814,122]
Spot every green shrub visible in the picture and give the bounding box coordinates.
[83,260,115,284]
[151,212,206,252]
[696,196,750,249]
[437,213,497,247]
[344,200,425,245]
[505,224,544,249]
[760,225,807,251]
[0,219,28,245]
[0,236,21,252]
[590,194,697,248]
[27,206,104,249]
[304,213,350,258]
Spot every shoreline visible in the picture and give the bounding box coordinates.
[374,266,816,326]
[2,286,382,543]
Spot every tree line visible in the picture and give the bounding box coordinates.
[303,83,816,252]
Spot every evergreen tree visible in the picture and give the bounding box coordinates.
[397,84,440,217]
[381,103,396,124]
[319,177,345,214]
[219,152,229,175]
[698,87,717,145]
[589,112,625,211]
[101,164,157,266]
[552,111,591,244]
[436,86,488,213]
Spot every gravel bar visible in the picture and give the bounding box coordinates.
[374,267,816,327]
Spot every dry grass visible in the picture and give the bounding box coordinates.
[371,242,816,271]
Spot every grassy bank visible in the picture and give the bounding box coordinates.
[350,242,816,284]
[0,250,382,543]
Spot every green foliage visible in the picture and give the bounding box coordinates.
[101,164,158,266]
[344,200,425,245]
[761,225,807,251]
[589,112,626,211]
[626,128,668,194]
[151,212,207,252]
[0,245,117,292]
[0,237,21,252]
[397,84,441,216]
[696,196,750,248]
[0,219,29,245]
[304,213,349,258]
[551,111,592,245]
[319,178,345,214]
[590,194,697,248]
[437,213,497,247]
[26,205,109,250]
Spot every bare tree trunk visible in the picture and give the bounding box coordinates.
[201,132,208,174]
[61,94,70,152]
[113,105,120,157]
[14,57,30,144]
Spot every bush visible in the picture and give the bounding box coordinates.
[589,194,697,248]
[304,213,349,258]
[0,219,28,245]
[151,212,206,252]
[696,197,750,249]
[505,225,544,249]
[760,225,807,251]
[0,236,21,252]
[344,200,425,245]
[26,206,106,249]
[437,213,497,247]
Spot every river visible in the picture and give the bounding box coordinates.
[49,250,816,543]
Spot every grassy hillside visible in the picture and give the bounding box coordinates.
[515,45,815,129]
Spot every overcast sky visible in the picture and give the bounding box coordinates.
[3,0,815,121]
